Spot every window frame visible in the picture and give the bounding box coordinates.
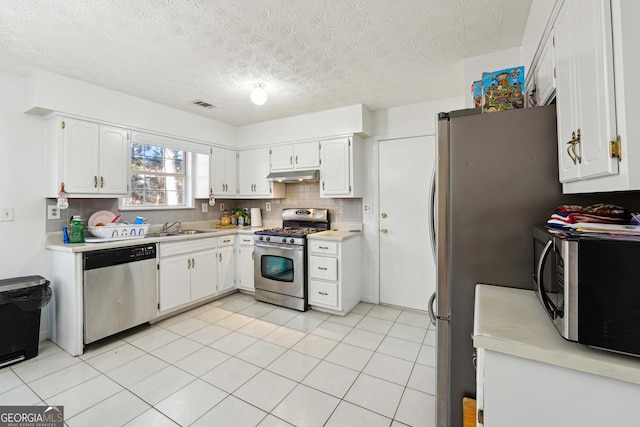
[119,133,200,211]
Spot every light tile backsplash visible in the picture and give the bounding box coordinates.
[45,183,362,232]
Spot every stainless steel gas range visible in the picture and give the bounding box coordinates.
[253,208,329,311]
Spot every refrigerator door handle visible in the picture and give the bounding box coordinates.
[428,291,437,326]
[428,165,436,261]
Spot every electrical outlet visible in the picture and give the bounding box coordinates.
[266,202,271,212]
[363,204,373,213]
[219,202,225,211]
[201,202,208,213]
[0,206,14,222]
[47,205,60,220]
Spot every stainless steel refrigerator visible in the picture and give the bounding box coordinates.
[430,105,566,427]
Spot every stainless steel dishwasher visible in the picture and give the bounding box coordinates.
[83,243,157,344]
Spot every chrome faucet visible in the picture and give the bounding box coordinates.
[162,220,182,233]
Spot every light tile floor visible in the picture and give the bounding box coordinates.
[0,293,436,426]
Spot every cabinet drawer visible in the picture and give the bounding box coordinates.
[159,238,216,257]
[217,235,235,247]
[238,235,254,245]
[309,280,338,307]
[309,240,338,255]
[309,256,338,281]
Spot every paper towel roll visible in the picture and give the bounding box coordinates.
[250,208,262,227]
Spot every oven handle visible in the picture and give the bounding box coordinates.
[255,242,304,251]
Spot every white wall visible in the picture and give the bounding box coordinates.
[0,71,50,337]
[25,69,236,147]
[236,104,372,148]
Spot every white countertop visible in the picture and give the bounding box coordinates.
[473,284,640,385]
[46,224,268,253]
[307,230,361,241]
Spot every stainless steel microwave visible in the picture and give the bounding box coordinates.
[533,226,640,357]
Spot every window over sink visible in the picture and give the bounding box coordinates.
[120,141,194,209]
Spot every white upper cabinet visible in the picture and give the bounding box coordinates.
[534,31,556,106]
[47,117,129,197]
[319,136,363,198]
[270,141,320,171]
[239,148,285,198]
[554,0,618,185]
[210,146,237,197]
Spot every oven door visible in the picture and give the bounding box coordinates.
[254,242,305,298]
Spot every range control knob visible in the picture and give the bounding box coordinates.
[259,236,264,241]
[266,236,271,241]
[282,237,287,243]
[290,239,295,244]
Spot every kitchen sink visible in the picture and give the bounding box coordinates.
[146,229,216,238]
[179,229,216,234]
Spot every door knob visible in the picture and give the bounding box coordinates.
[381,213,387,219]
[380,228,388,234]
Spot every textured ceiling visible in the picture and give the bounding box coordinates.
[0,0,533,126]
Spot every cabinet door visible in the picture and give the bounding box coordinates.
[555,0,618,183]
[218,245,235,292]
[224,149,237,195]
[211,147,236,196]
[320,138,351,196]
[270,145,294,171]
[237,150,255,196]
[63,119,100,194]
[190,249,217,301]
[252,148,272,195]
[294,141,320,169]
[554,3,580,182]
[238,244,255,290]
[159,254,191,313]
[535,32,556,106]
[99,126,129,194]
[572,0,617,180]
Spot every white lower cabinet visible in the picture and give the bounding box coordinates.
[217,235,235,292]
[307,236,361,315]
[158,238,217,315]
[237,235,255,292]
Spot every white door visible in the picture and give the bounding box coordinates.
[379,136,436,311]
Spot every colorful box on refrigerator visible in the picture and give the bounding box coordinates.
[482,66,525,113]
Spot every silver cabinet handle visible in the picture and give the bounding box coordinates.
[219,253,222,262]
[295,155,298,164]
[319,291,328,296]
[192,258,195,268]
[319,246,329,250]
[100,176,104,188]
[94,176,98,188]
[290,155,293,165]
[187,259,191,269]
[318,267,328,271]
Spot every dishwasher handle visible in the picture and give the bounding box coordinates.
[84,244,157,270]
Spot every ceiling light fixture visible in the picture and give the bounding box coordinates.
[251,83,267,105]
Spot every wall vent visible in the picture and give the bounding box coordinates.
[191,99,217,109]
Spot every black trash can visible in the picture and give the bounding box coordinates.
[0,275,52,368]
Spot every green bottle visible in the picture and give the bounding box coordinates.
[69,216,85,243]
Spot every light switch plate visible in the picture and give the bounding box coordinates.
[266,202,271,212]
[201,203,208,213]
[219,202,225,211]
[1,206,14,222]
